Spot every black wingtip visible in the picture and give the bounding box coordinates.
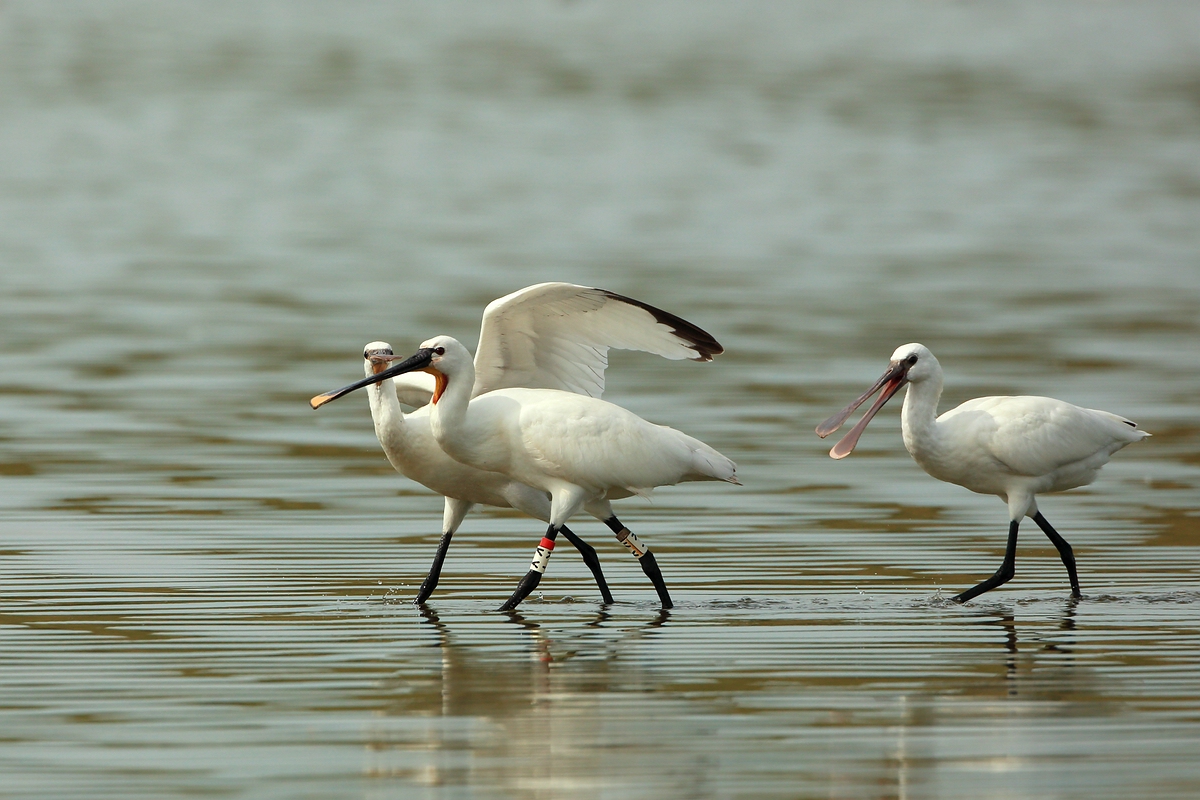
[599,289,724,361]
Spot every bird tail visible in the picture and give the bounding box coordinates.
[690,442,740,485]
[1089,408,1151,442]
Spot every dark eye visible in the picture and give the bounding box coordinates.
[434,346,445,356]
[906,354,918,366]
[363,351,370,359]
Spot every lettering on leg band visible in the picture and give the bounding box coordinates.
[530,537,556,574]
[615,528,649,559]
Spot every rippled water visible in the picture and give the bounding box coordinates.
[2,2,1200,797]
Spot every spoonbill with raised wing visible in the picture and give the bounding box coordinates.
[816,343,1148,603]
[315,331,738,611]
[314,283,725,608]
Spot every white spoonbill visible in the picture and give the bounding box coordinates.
[816,343,1149,603]
[356,342,613,605]
[317,334,739,611]
[313,283,725,608]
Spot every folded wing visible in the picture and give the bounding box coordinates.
[944,396,1147,477]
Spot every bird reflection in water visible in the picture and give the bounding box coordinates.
[974,598,1080,698]
[362,604,675,788]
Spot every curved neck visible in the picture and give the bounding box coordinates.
[900,371,944,452]
[428,361,476,455]
[367,377,408,444]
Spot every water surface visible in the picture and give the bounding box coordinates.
[1,2,1199,798]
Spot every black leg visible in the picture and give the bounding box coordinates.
[415,525,613,607]
[954,520,1019,604]
[499,525,559,612]
[605,516,673,610]
[559,525,614,604]
[637,551,673,609]
[414,530,454,606]
[1032,511,1082,598]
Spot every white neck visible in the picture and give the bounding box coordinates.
[900,368,944,457]
[367,377,410,450]
[428,358,481,463]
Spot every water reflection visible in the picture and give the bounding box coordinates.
[365,605,678,791]
[960,599,1085,703]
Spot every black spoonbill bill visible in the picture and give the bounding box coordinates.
[816,343,1149,603]
[313,283,727,609]
[315,331,739,611]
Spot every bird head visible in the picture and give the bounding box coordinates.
[363,341,395,377]
[814,342,938,459]
[312,336,470,410]
[888,343,939,384]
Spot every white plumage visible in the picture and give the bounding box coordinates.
[472,282,717,398]
[312,283,726,608]
[361,344,592,519]
[817,343,1148,602]
[355,334,738,610]
[426,340,738,511]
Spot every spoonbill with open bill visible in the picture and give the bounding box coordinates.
[315,330,738,611]
[313,283,726,609]
[816,343,1149,603]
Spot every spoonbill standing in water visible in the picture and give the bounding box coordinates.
[313,283,727,609]
[315,332,738,611]
[816,343,1148,603]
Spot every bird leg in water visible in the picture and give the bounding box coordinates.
[559,526,615,604]
[1031,512,1082,598]
[606,517,674,609]
[498,526,558,611]
[953,520,1019,603]
[414,531,454,605]
[419,525,610,606]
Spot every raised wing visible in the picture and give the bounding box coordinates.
[472,283,723,398]
[392,372,436,409]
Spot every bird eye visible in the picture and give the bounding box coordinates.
[906,354,918,366]
[362,351,370,359]
[433,346,445,356]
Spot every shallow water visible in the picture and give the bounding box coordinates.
[2,2,1200,797]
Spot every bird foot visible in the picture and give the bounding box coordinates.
[413,580,437,606]
[498,570,542,611]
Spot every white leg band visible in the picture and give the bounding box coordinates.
[615,528,649,559]
[530,537,555,574]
